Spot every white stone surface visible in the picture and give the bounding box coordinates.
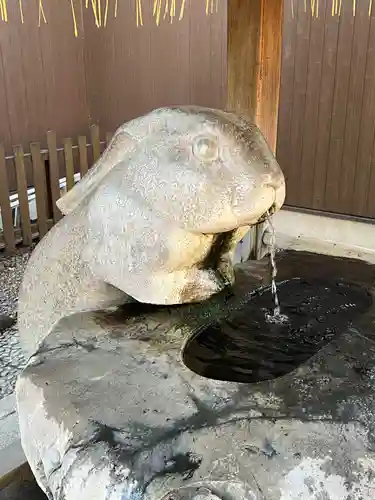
[273,209,375,264]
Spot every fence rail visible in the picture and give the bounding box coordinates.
[0,125,113,253]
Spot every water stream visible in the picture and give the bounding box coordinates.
[265,213,288,324]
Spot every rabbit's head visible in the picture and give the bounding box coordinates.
[57,106,285,234]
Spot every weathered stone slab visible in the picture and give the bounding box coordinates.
[16,253,375,500]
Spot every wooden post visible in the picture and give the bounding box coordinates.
[47,130,62,223]
[91,124,101,163]
[14,145,32,247]
[255,0,284,153]
[227,0,283,152]
[228,0,261,121]
[0,145,16,252]
[227,0,283,261]
[78,136,88,177]
[30,142,49,238]
[63,138,75,191]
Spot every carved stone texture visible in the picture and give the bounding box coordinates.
[16,252,375,500]
[17,106,285,358]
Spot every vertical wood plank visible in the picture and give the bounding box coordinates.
[0,0,89,169]
[367,151,375,218]
[30,142,48,238]
[37,1,90,148]
[10,1,49,152]
[312,7,340,209]
[340,1,371,213]
[286,0,312,205]
[276,0,298,195]
[0,4,30,151]
[91,124,101,163]
[298,1,327,208]
[362,17,375,217]
[255,0,284,152]
[277,0,375,218]
[189,4,214,106]
[0,145,16,252]
[0,36,12,157]
[47,130,62,223]
[366,9,375,219]
[78,136,88,177]
[227,0,261,119]
[323,5,355,212]
[63,138,75,191]
[13,145,32,247]
[209,0,228,109]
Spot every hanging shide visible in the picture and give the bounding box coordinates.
[0,0,373,36]
[151,0,215,26]
[38,0,47,27]
[289,0,372,18]
[0,0,8,22]
[84,0,218,33]
[18,0,24,23]
[137,0,144,26]
[0,0,218,33]
[71,0,79,36]
[83,0,217,32]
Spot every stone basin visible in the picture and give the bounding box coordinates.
[16,250,375,500]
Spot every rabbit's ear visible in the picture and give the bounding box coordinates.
[57,131,137,216]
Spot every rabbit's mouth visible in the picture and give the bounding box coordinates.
[256,178,285,224]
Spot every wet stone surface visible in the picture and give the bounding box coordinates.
[183,278,372,383]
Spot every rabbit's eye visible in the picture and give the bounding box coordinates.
[192,136,219,162]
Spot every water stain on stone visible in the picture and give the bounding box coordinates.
[163,452,202,481]
[183,278,372,384]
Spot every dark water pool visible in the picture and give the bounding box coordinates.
[0,474,46,500]
[183,278,372,383]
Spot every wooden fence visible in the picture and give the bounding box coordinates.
[0,126,113,253]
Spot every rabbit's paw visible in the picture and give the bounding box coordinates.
[180,268,226,302]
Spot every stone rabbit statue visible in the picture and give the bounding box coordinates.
[18,106,285,356]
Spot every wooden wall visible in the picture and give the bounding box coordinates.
[277,0,375,219]
[82,0,227,133]
[0,1,89,153]
[0,0,227,188]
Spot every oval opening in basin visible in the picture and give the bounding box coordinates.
[182,278,372,383]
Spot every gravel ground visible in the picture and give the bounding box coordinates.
[0,249,31,399]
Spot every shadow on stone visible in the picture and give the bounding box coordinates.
[0,315,16,334]
[183,278,372,383]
